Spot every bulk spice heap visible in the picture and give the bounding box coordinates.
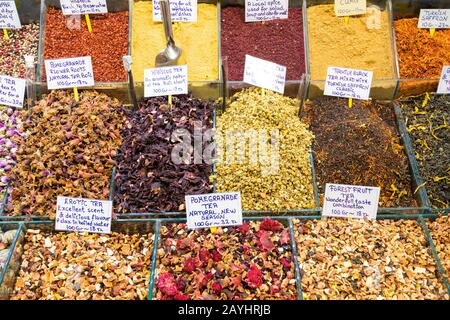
[427,216,450,279]
[307,5,394,81]
[131,1,218,82]
[7,90,124,218]
[10,229,154,300]
[306,97,416,208]
[221,7,304,81]
[401,95,449,208]
[154,219,297,300]
[214,88,315,211]
[114,95,215,213]
[293,218,449,300]
[43,7,128,82]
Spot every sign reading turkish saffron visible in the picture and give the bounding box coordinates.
[335,0,367,17]
[185,192,243,230]
[418,9,450,29]
[55,196,112,234]
[322,183,380,220]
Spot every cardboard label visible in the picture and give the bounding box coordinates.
[335,0,367,17]
[418,9,450,29]
[243,54,286,94]
[245,0,289,22]
[144,65,188,97]
[60,0,108,15]
[153,0,197,22]
[437,66,450,94]
[322,183,380,220]
[45,56,95,90]
[0,75,26,108]
[55,196,112,234]
[0,0,21,29]
[324,66,373,100]
[186,192,243,230]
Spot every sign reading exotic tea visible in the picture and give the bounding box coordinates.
[0,75,26,108]
[45,56,95,90]
[418,9,450,29]
[437,66,450,94]
[243,54,286,94]
[60,0,108,15]
[153,0,197,22]
[55,196,112,234]
[144,65,188,97]
[334,0,367,17]
[0,0,21,29]
[324,66,373,100]
[185,192,243,230]
[245,0,289,22]
[322,183,380,220]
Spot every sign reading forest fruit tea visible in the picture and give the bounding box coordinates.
[243,54,286,94]
[60,0,108,15]
[185,192,243,230]
[437,66,450,94]
[324,66,373,100]
[418,9,450,29]
[334,0,367,17]
[245,0,289,22]
[153,0,197,22]
[55,196,112,234]
[0,0,21,29]
[144,65,188,97]
[322,183,380,220]
[45,56,95,90]
[0,75,26,108]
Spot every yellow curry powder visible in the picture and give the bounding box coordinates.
[131,1,219,82]
[307,4,394,80]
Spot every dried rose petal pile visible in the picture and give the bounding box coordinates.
[10,229,154,300]
[154,218,298,300]
[294,218,449,300]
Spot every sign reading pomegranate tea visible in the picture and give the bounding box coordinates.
[45,56,95,90]
[186,192,243,230]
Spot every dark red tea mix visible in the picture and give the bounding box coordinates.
[114,95,215,213]
[154,219,298,300]
[306,97,416,208]
[221,7,305,81]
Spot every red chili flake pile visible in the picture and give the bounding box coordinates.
[221,7,304,81]
[42,7,128,82]
[154,219,298,300]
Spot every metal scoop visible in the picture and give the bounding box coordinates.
[155,0,182,67]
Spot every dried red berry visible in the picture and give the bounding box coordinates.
[260,218,282,232]
[212,250,222,262]
[257,230,275,251]
[157,272,177,296]
[174,293,190,300]
[212,282,222,293]
[281,258,291,269]
[246,265,263,288]
[280,230,290,245]
[238,223,250,234]
[199,248,211,263]
[183,257,195,273]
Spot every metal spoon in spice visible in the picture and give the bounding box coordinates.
[155,0,183,67]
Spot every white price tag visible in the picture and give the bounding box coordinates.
[335,0,366,17]
[186,192,243,230]
[324,66,373,100]
[153,0,197,22]
[245,0,288,22]
[243,55,286,94]
[437,66,450,94]
[418,9,450,29]
[45,56,95,90]
[144,65,188,97]
[0,75,26,109]
[322,183,380,220]
[55,196,112,234]
[0,0,21,29]
[60,0,108,15]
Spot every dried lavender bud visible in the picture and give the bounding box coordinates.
[400,94,449,208]
[114,95,215,213]
[294,218,449,300]
[10,230,154,300]
[305,97,416,208]
[214,87,315,211]
[8,90,124,218]
[154,219,297,300]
